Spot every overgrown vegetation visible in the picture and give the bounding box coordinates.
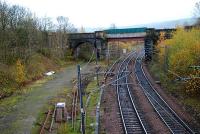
[149,26,200,125]
[84,80,99,133]
[0,53,66,98]
[0,0,77,98]
[156,27,200,96]
[148,3,200,125]
[58,79,100,134]
[15,59,25,85]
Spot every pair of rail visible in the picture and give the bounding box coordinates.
[115,50,194,134]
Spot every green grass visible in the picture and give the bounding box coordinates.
[31,104,52,134]
[58,122,81,134]
[0,95,23,115]
[65,80,99,134]
[84,80,100,134]
[0,76,53,116]
[35,62,105,134]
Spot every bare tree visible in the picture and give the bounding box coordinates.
[0,1,9,31]
[57,16,69,32]
[57,16,77,33]
[8,5,27,30]
[0,0,77,63]
[39,16,53,31]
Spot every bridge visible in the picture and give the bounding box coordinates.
[68,28,147,55]
[68,31,107,56]
[104,27,146,42]
[68,28,147,48]
[67,27,175,59]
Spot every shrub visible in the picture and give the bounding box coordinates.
[0,69,16,97]
[37,48,52,58]
[26,53,59,79]
[157,27,200,95]
[15,59,25,85]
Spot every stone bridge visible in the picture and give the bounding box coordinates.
[67,27,175,59]
[68,31,106,49]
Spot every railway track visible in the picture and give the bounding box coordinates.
[104,52,132,79]
[134,51,194,134]
[39,110,51,134]
[116,52,147,134]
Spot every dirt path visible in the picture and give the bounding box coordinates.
[0,64,90,134]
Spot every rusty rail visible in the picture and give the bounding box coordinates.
[40,109,51,134]
[49,106,56,132]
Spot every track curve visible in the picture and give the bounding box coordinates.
[134,51,194,134]
[116,52,147,134]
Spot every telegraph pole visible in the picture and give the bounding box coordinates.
[77,65,85,134]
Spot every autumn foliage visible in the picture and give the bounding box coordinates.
[157,28,200,95]
[15,59,25,85]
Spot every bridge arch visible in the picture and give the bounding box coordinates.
[70,39,96,58]
[72,39,95,49]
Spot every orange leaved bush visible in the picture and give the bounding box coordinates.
[157,27,200,95]
[15,59,25,85]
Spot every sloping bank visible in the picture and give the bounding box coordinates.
[0,63,77,134]
[0,53,64,99]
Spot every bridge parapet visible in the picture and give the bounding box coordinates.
[68,33,95,40]
[106,32,146,38]
[104,28,146,39]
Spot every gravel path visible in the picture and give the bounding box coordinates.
[0,65,84,134]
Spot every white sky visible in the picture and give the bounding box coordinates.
[5,0,200,28]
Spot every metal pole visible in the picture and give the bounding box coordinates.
[94,32,99,86]
[95,32,98,65]
[77,65,85,134]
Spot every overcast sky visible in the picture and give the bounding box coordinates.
[5,0,200,28]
